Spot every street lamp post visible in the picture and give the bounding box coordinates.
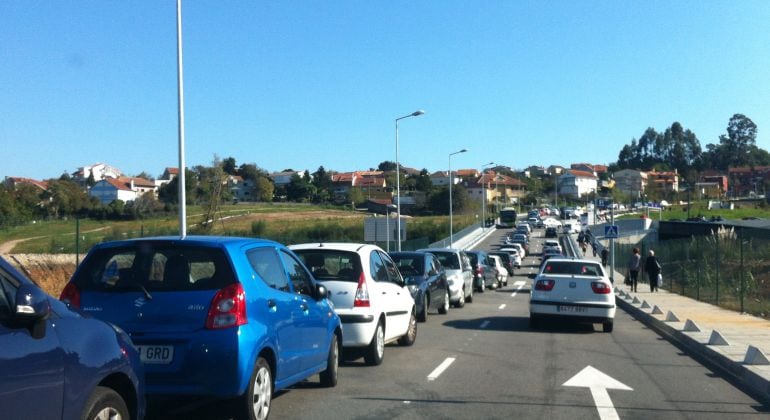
[395,110,425,251]
[481,162,495,229]
[449,149,468,248]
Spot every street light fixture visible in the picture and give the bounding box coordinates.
[395,110,425,251]
[449,148,468,248]
[481,162,495,230]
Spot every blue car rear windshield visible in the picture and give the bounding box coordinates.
[73,244,235,291]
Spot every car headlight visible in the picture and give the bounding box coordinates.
[407,285,418,295]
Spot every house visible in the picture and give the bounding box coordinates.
[331,171,389,203]
[698,171,728,197]
[270,170,307,186]
[73,163,123,185]
[429,171,463,187]
[570,163,596,175]
[728,166,770,197]
[3,176,48,192]
[559,170,597,198]
[647,170,679,193]
[155,167,179,188]
[613,169,647,198]
[548,165,566,176]
[228,175,256,202]
[465,172,528,206]
[89,176,155,204]
[455,169,480,181]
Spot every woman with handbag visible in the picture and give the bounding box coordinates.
[644,249,661,292]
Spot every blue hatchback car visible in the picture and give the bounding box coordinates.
[0,255,145,420]
[60,236,342,420]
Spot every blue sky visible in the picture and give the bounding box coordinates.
[2,1,770,181]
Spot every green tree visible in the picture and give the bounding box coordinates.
[377,161,397,171]
[702,114,761,170]
[253,177,274,202]
[158,168,197,204]
[223,157,238,175]
[287,173,311,202]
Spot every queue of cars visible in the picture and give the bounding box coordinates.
[2,212,614,420]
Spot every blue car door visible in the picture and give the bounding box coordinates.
[245,247,303,381]
[279,249,329,371]
[0,276,64,420]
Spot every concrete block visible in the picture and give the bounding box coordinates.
[708,330,730,346]
[632,296,641,304]
[683,319,701,332]
[641,301,651,309]
[651,305,664,315]
[743,345,770,365]
[665,311,680,322]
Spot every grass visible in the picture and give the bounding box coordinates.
[1,203,479,253]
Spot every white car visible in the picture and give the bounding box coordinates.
[543,239,562,254]
[529,258,615,332]
[543,218,561,229]
[503,242,526,259]
[488,254,508,287]
[418,248,474,308]
[290,243,417,365]
[498,248,523,268]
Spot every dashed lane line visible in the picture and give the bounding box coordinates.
[498,304,507,310]
[511,281,526,297]
[427,357,456,381]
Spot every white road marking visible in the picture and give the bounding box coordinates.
[480,320,490,329]
[511,282,526,297]
[427,357,456,381]
[563,366,633,420]
[498,304,506,310]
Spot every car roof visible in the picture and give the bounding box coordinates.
[289,242,380,253]
[90,235,282,251]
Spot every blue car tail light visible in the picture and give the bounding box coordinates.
[205,283,247,329]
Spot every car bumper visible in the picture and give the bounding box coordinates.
[529,300,615,323]
[337,312,378,347]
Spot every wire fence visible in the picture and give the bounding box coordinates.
[615,226,770,319]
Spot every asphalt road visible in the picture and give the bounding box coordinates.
[148,227,769,420]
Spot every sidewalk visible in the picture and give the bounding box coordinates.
[573,234,770,402]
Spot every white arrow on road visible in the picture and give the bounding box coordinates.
[563,366,632,420]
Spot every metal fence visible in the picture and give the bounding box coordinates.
[427,224,481,249]
[615,226,770,319]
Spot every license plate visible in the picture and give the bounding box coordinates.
[138,345,174,364]
[557,305,586,313]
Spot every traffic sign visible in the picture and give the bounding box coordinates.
[604,225,619,238]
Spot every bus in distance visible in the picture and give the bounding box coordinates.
[499,207,517,228]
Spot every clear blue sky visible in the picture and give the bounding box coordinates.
[2,1,770,181]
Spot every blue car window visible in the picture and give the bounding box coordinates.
[247,248,290,292]
[279,250,314,296]
[0,275,15,320]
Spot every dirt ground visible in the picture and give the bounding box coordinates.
[4,254,77,297]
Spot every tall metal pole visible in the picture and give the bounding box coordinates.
[609,203,615,284]
[481,162,494,230]
[176,0,187,239]
[395,110,424,252]
[448,149,467,248]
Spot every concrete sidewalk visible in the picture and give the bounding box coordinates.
[574,236,770,402]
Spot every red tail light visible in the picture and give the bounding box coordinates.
[60,282,81,308]
[535,279,555,291]
[591,282,611,294]
[353,272,370,307]
[475,266,483,276]
[206,283,247,329]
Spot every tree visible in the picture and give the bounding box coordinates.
[287,173,311,202]
[377,161,397,171]
[252,177,274,202]
[427,184,470,215]
[414,169,433,193]
[158,168,197,204]
[702,114,759,170]
[223,157,237,175]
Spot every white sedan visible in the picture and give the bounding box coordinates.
[529,258,615,332]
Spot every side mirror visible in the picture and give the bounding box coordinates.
[316,284,329,301]
[15,284,51,321]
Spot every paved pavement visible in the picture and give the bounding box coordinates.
[576,234,770,403]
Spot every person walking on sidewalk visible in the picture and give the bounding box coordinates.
[627,247,641,292]
[644,249,661,292]
[600,248,609,267]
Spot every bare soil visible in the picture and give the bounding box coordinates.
[5,254,77,297]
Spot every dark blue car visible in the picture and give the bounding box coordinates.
[60,236,342,420]
[0,256,145,420]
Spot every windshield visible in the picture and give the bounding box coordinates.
[390,255,424,278]
[542,261,604,276]
[432,252,460,270]
[293,250,362,283]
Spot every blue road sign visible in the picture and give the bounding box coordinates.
[605,225,619,238]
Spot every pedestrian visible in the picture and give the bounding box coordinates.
[600,248,609,267]
[644,249,661,292]
[581,240,587,255]
[591,241,597,257]
[627,247,641,292]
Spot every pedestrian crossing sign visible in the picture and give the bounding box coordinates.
[605,225,619,238]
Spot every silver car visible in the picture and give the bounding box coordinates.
[417,248,474,307]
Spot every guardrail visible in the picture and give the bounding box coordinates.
[428,223,483,249]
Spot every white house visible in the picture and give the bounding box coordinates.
[74,163,123,183]
[89,177,155,204]
[559,170,597,198]
[613,169,647,198]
